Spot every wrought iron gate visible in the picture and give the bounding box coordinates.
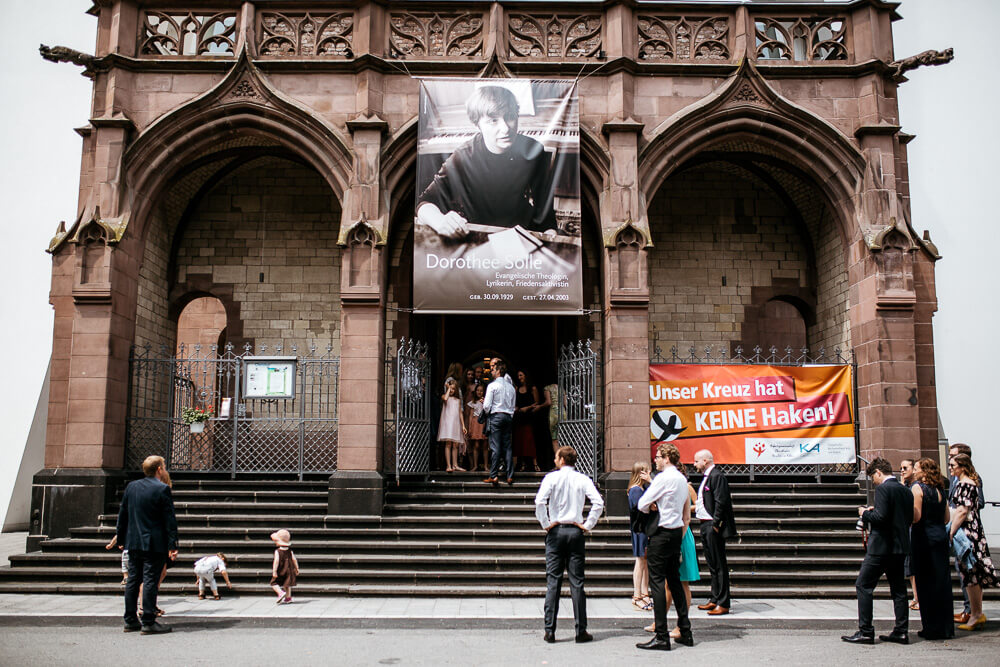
[126,343,340,478]
[392,338,432,482]
[558,340,600,480]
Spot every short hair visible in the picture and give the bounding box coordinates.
[866,457,892,477]
[142,455,165,477]
[491,357,507,375]
[217,553,228,566]
[466,85,519,125]
[950,443,972,457]
[657,443,681,468]
[556,446,577,467]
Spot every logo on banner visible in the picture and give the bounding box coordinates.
[650,409,685,443]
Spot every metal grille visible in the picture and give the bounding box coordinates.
[393,338,432,483]
[651,343,859,479]
[558,340,600,481]
[126,343,339,478]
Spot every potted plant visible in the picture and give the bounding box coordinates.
[182,405,214,433]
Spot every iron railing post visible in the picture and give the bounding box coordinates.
[232,356,240,480]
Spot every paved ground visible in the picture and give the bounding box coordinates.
[0,532,26,567]
[2,623,999,666]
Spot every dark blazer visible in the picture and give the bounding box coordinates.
[116,476,178,554]
[862,477,913,555]
[703,466,738,539]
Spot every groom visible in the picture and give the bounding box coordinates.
[482,357,516,485]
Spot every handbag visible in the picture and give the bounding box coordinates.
[643,507,660,538]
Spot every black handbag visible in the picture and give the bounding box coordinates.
[643,509,660,538]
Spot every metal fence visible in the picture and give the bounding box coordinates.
[651,344,859,479]
[126,342,340,478]
[558,340,601,481]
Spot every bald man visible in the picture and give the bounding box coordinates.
[694,450,737,614]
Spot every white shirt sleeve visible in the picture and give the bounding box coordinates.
[582,477,605,531]
[637,474,664,514]
[483,382,496,413]
[534,473,554,529]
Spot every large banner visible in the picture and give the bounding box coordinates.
[414,78,581,314]
[649,364,856,465]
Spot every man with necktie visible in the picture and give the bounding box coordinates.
[694,449,737,615]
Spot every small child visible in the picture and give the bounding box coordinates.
[105,534,128,585]
[270,529,299,604]
[438,377,467,472]
[465,383,487,472]
[193,552,232,600]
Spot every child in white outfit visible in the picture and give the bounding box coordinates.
[194,553,232,599]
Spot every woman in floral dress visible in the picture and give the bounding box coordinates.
[948,453,999,631]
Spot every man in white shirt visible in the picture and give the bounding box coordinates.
[534,445,605,644]
[694,448,736,615]
[483,357,517,485]
[636,443,694,651]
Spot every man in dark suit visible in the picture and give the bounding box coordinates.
[842,457,913,645]
[117,455,178,634]
[693,449,737,615]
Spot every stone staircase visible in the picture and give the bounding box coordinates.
[0,472,962,597]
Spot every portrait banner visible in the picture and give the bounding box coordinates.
[414,78,581,314]
[649,364,856,464]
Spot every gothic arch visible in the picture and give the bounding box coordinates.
[639,60,866,246]
[124,47,353,245]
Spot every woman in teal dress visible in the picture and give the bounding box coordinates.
[646,468,701,637]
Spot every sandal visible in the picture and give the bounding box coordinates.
[632,595,646,610]
[156,607,165,616]
[909,600,919,610]
[644,622,655,633]
[198,593,205,600]
[212,594,220,600]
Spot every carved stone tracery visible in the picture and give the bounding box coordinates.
[637,16,730,61]
[508,14,602,59]
[754,16,847,62]
[389,12,484,58]
[258,12,354,58]
[140,11,237,56]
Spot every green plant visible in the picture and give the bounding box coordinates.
[181,405,214,424]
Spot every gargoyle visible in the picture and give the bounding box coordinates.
[39,44,95,68]
[889,48,954,81]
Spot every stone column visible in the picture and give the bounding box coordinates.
[329,115,389,516]
[600,114,653,517]
[29,2,139,548]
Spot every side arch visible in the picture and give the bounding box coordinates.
[639,61,866,246]
[123,48,354,246]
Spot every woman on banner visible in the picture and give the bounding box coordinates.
[416,85,557,238]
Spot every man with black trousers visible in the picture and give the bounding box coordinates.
[117,455,178,634]
[693,449,737,615]
[842,457,913,645]
[535,445,604,644]
[636,443,694,651]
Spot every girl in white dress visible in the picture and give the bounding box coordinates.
[438,377,467,472]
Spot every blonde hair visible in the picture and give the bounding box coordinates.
[142,455,165,477]
[628,460,650,489]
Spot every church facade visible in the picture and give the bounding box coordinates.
[32,0,943,540]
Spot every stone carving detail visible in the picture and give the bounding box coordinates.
[140,11,236,56]
[637,16,729,61]
[230,80,261,100]
[889,48,954,81]
[754,16,847,62]
[389,12,484,58]
[508,14,602,59]
[732,83,762,103]
[258,12,354,57]
[614,227,643,290]
[39,44,95,68]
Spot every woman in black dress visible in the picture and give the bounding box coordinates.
[910,458,954,640]
[512,370,540,472]
[949,453,1000,631]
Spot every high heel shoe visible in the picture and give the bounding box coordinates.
[958,614,987,631]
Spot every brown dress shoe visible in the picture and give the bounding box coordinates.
[483,477,498,484]
[697,602,717,611]
[954,612,971,624]
[707,606,729,616]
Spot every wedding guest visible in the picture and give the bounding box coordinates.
[948,442,985,624]
[949,453,999,631]
[900,458,918,611]
[627,461,653,611]
[909,458,953,640]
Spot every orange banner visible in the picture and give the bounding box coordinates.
[649,364,856,464]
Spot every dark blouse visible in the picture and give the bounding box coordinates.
[418,133,557,232]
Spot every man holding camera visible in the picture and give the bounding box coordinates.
[842,457,913,645]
